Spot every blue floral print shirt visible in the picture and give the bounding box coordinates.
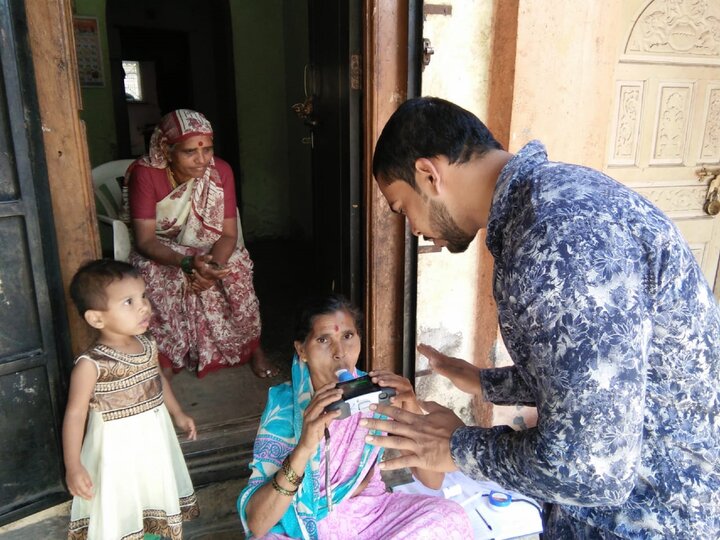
[450,141,720,539]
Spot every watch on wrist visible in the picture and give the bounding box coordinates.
[180,255,194,275]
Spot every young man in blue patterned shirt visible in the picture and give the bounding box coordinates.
[364,97,720,539]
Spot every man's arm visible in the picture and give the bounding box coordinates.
[479,366,536,406]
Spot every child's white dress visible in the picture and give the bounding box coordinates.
[68,334,198,540]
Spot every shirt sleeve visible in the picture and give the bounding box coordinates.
[479,366,536,406]
[451,217,649,507]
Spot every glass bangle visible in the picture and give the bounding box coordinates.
[180,256,194,275]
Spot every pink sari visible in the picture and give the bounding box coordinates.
[313,415,473,539]
[238,356,472,539]
[128,110,261,377]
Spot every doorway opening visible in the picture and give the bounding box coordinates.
[104,0,361,484]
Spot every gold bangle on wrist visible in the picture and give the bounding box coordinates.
[281,456,304,486]
[271,474,297,496]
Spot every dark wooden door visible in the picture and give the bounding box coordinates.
[307,0,362,304]
[0,0,71,525]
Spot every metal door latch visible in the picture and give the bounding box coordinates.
[422,38,434,70]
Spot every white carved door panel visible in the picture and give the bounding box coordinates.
[606,0,720,293]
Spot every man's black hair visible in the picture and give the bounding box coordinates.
[372,96,503,188]
[69,258,140,316]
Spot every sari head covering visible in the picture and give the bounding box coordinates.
[238,355,381,539]
[145,109,214,169]
[127,108,223,247]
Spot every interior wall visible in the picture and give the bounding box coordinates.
[75,0,117,166]
[282,1,313,241]
[229,1,312,241]
[105,1,224,153]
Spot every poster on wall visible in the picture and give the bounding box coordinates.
[73,16,105,87]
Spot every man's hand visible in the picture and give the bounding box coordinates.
[360,400,465,472]
[418,344,483,395]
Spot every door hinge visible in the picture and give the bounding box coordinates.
[350,53,362,91]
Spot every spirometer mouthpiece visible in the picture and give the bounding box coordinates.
[336,369,354,382]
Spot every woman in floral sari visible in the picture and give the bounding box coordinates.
[127,109,278,378]
[238,294,472,539]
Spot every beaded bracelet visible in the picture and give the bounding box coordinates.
[180,256,194,275]
[271,474,297,497]
[281,456,304,486]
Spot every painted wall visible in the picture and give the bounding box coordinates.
[509,1,624,167]
[75,0,118,166]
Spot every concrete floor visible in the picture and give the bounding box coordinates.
[0,477,248,539]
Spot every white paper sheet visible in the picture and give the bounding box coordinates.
[392,471,543,539]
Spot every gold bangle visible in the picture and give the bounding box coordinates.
[281,456,304,486]
[271,474,297,496]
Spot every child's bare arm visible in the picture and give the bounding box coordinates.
[62,358,97,500]
[159,371,197,441]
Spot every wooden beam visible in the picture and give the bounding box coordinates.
[24,0,99,355]
[363,0,408,373]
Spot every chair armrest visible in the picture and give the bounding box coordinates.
[97,214,116,226]
[97,215,131,261]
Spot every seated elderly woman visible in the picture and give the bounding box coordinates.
[126,109,277,378]
[238,294,472,539]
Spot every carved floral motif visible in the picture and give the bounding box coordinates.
[612,84,643,163]
[700,87,720,162]
[626,0,720,58]
[653,85,692,162]
[635,185,706,212]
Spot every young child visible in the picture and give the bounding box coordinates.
[63,259,199,540]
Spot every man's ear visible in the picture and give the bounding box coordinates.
[84,309,105,329]
[414,157,442,196]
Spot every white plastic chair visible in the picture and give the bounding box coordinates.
[91,159,134,261]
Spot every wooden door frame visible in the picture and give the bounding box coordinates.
[25,0,98,357]
[362,0,409,373]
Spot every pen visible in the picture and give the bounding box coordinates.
[475,508,493,531]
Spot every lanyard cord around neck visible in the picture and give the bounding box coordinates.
[324,427,333,513]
